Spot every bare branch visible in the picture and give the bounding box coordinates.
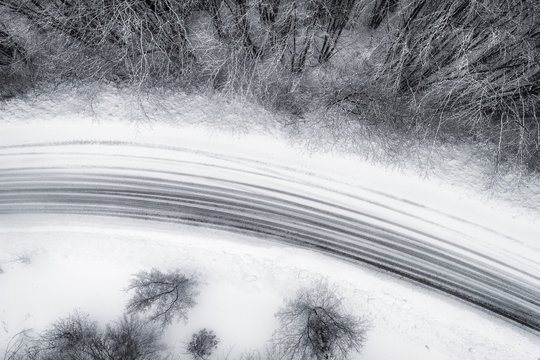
[126,268,199,328]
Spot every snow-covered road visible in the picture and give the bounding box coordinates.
[1,129,538,332]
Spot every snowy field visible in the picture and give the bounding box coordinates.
[2,216,539,360]
[1,86,539,359]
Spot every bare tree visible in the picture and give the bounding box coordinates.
[126,269,199,328]
[273,282,368,360]
[187,328,219,360]
[23,312,165,360]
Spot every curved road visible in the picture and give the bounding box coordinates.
[0,141,539,331]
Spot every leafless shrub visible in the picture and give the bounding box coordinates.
[37,312,109,359]
[25,312,166,360]
[2,330,33,360]
[126,269,199,328]
[273,282,369,360]
[187,329,219,360]
[104,315,165,360]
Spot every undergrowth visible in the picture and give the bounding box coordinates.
[0,0,538,171]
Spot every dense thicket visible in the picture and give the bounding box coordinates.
[16,313,166,360]
[0,23,30,98]
[379,0,540,167]
[0,0,358,81]
[0,0,539,169]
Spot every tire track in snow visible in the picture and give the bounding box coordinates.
[0,142,539,332]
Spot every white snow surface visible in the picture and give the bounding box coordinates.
[0,85,539,359]
[1,216,539,360]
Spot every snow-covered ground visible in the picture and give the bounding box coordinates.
[1,85,539,359]
[2,215,539,360]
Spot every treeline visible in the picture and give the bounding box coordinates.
[381,0,540,168]
[0,0,361,82]
[0,0,539,169]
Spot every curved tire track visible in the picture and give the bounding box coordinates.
[0,141,539,331]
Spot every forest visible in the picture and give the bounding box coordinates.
[1,0,539,170]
